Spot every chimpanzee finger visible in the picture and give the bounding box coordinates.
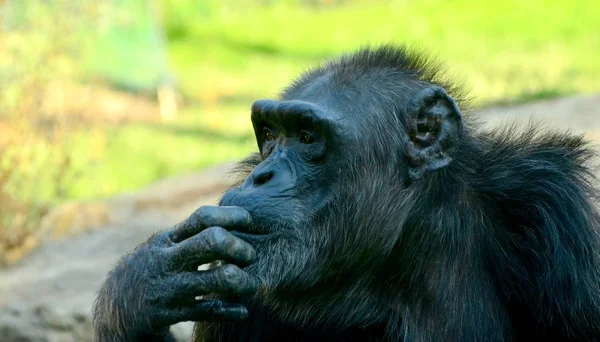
[166,264,259,304]
[167,226,256,270]
[170,205,252,243]
[159,299,249,326]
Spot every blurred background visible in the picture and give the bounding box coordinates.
[0,1,599,340]
[1,0,599,268]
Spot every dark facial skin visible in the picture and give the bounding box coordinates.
[222,99,339,236]
[219,99,344,290]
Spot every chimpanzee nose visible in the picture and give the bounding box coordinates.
[242,163,277,189]
[251,169,274,186]
[241,159,295,190]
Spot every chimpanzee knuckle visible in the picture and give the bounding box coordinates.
[153,230,174,247]
[196,205,216,225]
[193,300,249,321]
[218,264,243,287]
[201,226,230,252]
[199,299,226,314]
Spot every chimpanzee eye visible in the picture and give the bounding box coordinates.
[299,131,315,144]
[264,129,276,142]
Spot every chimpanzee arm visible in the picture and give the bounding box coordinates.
[92,206,259,341]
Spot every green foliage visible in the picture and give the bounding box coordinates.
[83,0,171,92]
[0,0,107,261]
[67,105,256,200]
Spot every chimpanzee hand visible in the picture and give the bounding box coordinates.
[92,206,259,342]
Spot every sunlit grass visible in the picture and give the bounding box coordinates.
[169,0,599,105]
[67,105,256,200]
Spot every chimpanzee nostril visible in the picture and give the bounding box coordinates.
[252,170,274,186]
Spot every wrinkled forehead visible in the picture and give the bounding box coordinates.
[281,71,410,125]
[281,73,360,119]
[251,71,411,145]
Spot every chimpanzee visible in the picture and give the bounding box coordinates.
[92,45,600,341]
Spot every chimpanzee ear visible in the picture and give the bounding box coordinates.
[405,86,463,181]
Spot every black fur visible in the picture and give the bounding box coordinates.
[92,45,600,342]
[195,46,600,341]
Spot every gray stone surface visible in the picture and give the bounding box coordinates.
[0,164,232,341]
[476,93,600,135]
[0,94,598,341]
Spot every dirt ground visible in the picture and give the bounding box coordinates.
[0,94,599,341]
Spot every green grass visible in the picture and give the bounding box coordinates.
[69,0,600,201]
[168,0,600,105]
[65,105,255,200]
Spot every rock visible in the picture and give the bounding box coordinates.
[476,93,600,137]
[0,303,92,342]
[0,163,232,341]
